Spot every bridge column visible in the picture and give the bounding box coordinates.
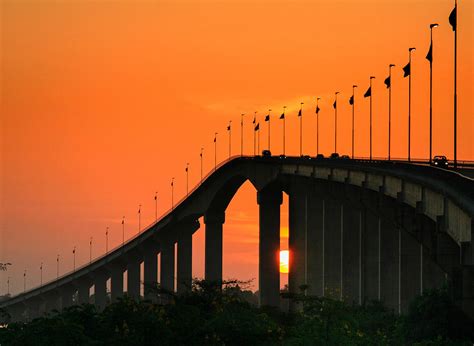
[160,240,175,293]
[205,211,225,283]
[289,180,308,311]
[61,286,75,309]
[257,188,282,307]
[362,207,380,304]
[177,220,199,293]
[111,266,124,301]
[78,281,91,305]
[127,256,141,299]
[144,245,159,300]
[94,272,108,310]
[307,187,325,297]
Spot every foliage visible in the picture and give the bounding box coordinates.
[0,283,472,345]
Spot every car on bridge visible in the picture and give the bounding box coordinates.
[432,155,449,168]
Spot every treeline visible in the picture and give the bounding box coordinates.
[0,280,473,345]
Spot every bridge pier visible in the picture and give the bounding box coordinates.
[61,286,75,309]
[144,245,159,300]
[257,188,282,307]
[324,194,343,300]
[94,272,108,310]
[306,187,324,297]
[127,256,141,299]
[342,205,362,305]
[177,221,199,293]
[160,240,175,293]
[77,281,91,305]
[111,266,124,302]
[205,211,225,283]
[288,181,308,308]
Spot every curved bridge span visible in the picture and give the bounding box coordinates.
[3,156,474,319]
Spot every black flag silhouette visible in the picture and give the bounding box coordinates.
[364,86,371,98]
[264,115,270,121]
[227,124,231,131]
[333,100,337,109]
[315,105,320,114]
[349,95,354,105]
[254,123,260,131]
[384,76,391,88]
[279,112,285,119]
[426,43,433,63]
[449,5,456,31]
[403,62,411,77]
[298,109,302,117]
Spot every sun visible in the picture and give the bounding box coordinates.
[280,250,289,274]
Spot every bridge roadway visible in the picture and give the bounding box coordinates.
[2,156,474,320]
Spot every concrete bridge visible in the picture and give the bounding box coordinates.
[2,156,473,320]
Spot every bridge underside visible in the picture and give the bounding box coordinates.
[4,160,473,321]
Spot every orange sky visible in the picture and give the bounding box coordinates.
[1,0,472,295]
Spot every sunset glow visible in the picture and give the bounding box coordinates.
[280,250,289,274]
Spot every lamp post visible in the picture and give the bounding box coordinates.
[428,23,439,164]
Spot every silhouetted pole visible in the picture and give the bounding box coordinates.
[72,246,76,272]
[428,24,439,164]
[280,106,286,155]
[23,270,26,293]
[333,92,339,153]
[7,277,10,295]
[200,148,204,182]
[265,109,272,151]
[154,192,158,221]
[350,86,357,158]
[406,47,416,161]
[367,77,375,160]
[171,178,175,209]
[315,98,321,155]
[299,102,304,156]
[449,0,457,167]
[56,254,59,279]
[387,65,395,160]
[121,216,125,245]
[214,132,218,170]
[185,163,189,195]
[40,262,43,286]
[240,113,245,156]
[138,205,141,233]
[227,121,232,159]
[106,227,109,253]
[253,112,257,155]
[89,237,93,263]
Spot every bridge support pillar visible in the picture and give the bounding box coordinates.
[127,257,141,299]
[160,240,175,293]
[258,188,282,307]
[95,272,108,310]
[61,286,75,309]
[78,282,90,305]
[205,211,225,283]
[111,266,124,302]
[178,221,199,293]
[144,246,159,300]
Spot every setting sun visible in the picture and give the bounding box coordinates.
[280,250,289,274]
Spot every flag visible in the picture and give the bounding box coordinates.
[384,76,391,88]
[252,117,256,124]
[403,62,410,77]
[315,106,320,114]
[449,5,456,31]
[364,86,371,98]
[138,207,141,214]
[122,218,124,225]
[426,43,433,63]
[214,136,216,143]
[333,100,337,109]
[298,109,302,117]
[73,248,75,254]
[265,114,270,121]
[185,166,188,172]
[254,123,260,131]
[279,112,285,119]
[154,194,157,200]
[349,95,354,105]
[227,125,231,131]
[171,180,174,186]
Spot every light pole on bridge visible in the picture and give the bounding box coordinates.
[138,204,141,233]
[404,47,416,162]
[240,113,245,156]
[40,262,43,286]
[214,133,218,171]
[265,109,271,152]
[279,106,286,155]
[23,269,26,293]
[56,254,59,279]
[333,92,339,153]
[227,121,232,159]
[315,98,321,155]
[171,177,175,209]
[122,216,125,246]
[385,65,395,160]
[186,163,190,196]
[72,246,76,272]
[89,237,93,264]
[106,227,109,253]
[200,148,204,183]
[299,102,304,156]
[427,23,439,164]
[350,86,357,159]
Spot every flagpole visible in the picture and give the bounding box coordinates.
[171,178,175,209]
[106,227,109,253]
[40,262,43,286]
[122,216,125,246]
[186,163,189,195]
[228,121,232,159]
[351,86,357,159]
[408,47,416,162]
[316,98,321,155]
[282,106,286,155]
[214,132,218,170]
[334,92,339,153]
[89,237,93,263]
[73,246,76,272]
[56,254,59,279]
[241,114,244,156]
[429,24,439,164]
[453,0,458,168]
[299,102,304,156]
[200,148,204,183]
[369,77,375,160]
[388,65,395,161]
[138,205,141,233]
[154,192,158,221]
[267,109,272,151]
[257,125,260,154]
[253,112,257,156]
